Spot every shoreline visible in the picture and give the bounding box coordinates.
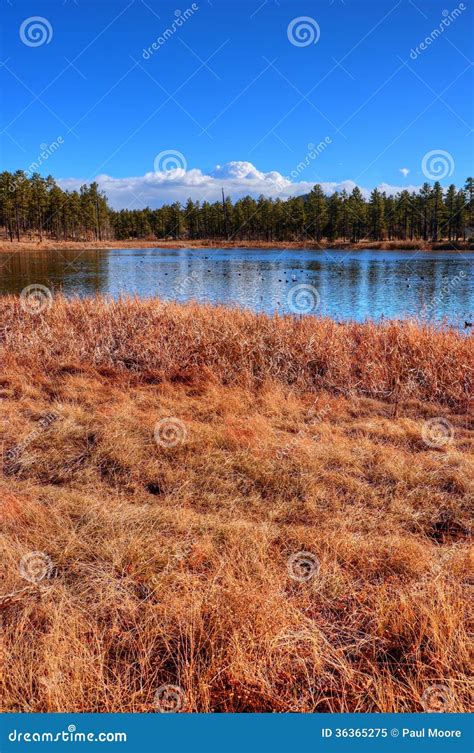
[1,238,472,254]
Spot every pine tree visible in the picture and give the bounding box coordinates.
[444,184,457,242]
[368,189,385,240]
[0,169,472,245]
[464,178,474,236]
[347,187,366,242]
[306,185,327,242]
[430,182,445,242]
[326,193,341,241]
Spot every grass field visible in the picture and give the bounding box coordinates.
[1,297,472,712]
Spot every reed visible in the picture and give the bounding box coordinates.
[0,296,471,409]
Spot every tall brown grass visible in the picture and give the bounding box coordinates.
[1,297,472,712]
[0,296,472,408]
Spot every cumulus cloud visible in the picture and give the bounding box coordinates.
[378,181,421,195]
[58,161,422,209]
[399,167,410,178]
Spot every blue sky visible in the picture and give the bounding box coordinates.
[0,0,472,207]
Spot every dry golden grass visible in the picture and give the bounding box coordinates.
[1,238,473,254]
[0,297,472,713]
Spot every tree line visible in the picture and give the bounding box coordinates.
[0,171,111,243]
[1,170,473,244]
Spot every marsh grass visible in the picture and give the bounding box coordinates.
[0,297,472,712]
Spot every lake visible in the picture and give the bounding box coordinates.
[0,247,472,327]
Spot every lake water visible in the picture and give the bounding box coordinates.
[1,247,472,327]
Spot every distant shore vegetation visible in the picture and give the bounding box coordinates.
[1,170,473,246]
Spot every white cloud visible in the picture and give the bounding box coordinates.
[58,161,422,209]
[399,167,410,178]
[378,181,421,195]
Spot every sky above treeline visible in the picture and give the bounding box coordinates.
[1,0,472,208]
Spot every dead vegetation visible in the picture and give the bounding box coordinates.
[0,297,472,712]
[1,238,473,254]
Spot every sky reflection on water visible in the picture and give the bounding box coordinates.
[1,247,472,327]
